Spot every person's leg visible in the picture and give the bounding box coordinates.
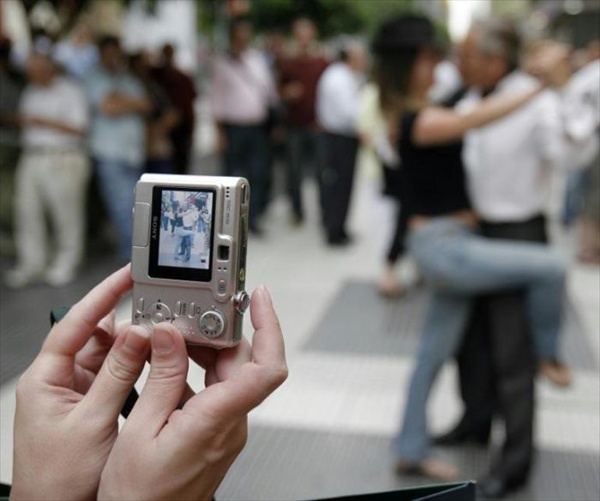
[170,126,192,175]
[413,223,565,362]
[476,216,547,495]
[222,125,242,178]
[44,151,92,285]
[6,153,48,285]
[434,300,494,446]
[314,130,329,225]
[334,135,359,242]
[319,133,335,237]
[95,158,142,263]
[394,291,473,464]
[0,143,20,247]
[285,127,304,221]
[323,134,359,243]
[146,158,175,175]
[380,201,410,297]
[247,126,269,231]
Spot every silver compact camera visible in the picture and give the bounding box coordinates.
[131,174,250,348]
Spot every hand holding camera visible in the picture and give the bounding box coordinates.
[12,265,287,500]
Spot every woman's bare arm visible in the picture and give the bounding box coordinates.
[412,85,542,146]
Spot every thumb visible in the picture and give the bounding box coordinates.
[81,325,150,421]
[122,324,189,438]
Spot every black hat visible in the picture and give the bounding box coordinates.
[372,14,443,54]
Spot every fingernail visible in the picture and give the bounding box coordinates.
[152,327,174,355]
[257,285,273,305]
[123,326,149,355]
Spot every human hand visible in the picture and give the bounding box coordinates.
[98,286,288,501]
[11,265,151,501]
[100,93,130,117]
[282,82,304,101]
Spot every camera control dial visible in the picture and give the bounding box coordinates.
[199,310,226,338]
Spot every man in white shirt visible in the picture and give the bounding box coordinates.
[4,52,90,288]
[316,41,366,245]
[212,18,276,235]
[434,19,589,498]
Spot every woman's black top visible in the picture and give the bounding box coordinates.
[398,111,471,217]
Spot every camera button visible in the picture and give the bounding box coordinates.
[136,298,145,313]
[199,310,225,338]
[234,291,250,314]
[188,302,201,318]
[146,302,172,325]
[218,280,227,295]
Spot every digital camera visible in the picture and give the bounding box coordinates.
[131,174,250,348]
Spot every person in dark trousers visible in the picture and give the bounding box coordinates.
[316,42,367,246]
[433,19,579,498]
[211,18,277,235]
[278,18,330,226]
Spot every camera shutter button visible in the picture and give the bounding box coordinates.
[199,310,225,338]
[234,291,250,314]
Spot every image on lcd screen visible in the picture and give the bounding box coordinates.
[157,189,214,270]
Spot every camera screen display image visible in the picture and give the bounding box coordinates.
[156,188,215,272]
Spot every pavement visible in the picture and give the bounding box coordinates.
[1,158,599,500]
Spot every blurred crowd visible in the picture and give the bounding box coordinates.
[0,23,197,287]
[0,7,599,500]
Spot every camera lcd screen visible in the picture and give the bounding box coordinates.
[148,186,216,282]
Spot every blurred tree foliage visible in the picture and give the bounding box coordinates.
[200,0,414,37]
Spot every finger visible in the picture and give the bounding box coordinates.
[123,323,189,438]
[74,311,117,373]
[96,310,116,338]
[79,324,150,421]
[183,287,287,420]
[187,338,252,385]
[249,286,287,370]
[180,383,196,405]
[42,265,133,357]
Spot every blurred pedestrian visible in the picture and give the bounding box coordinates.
[4,52,90,288]
[85,36,151,263]
[53,22,98,81]
[130,51,179,175]
[152,43,197,175]
[563,41,600,264]
[262,30,288,214]
[0,37,25,254]
[279,18,329,226]
[355,81,406,295]
[212,18,276,235]
[317,41,367,245]
[371,13,571,485]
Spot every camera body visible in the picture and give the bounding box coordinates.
[131,174,250,348]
